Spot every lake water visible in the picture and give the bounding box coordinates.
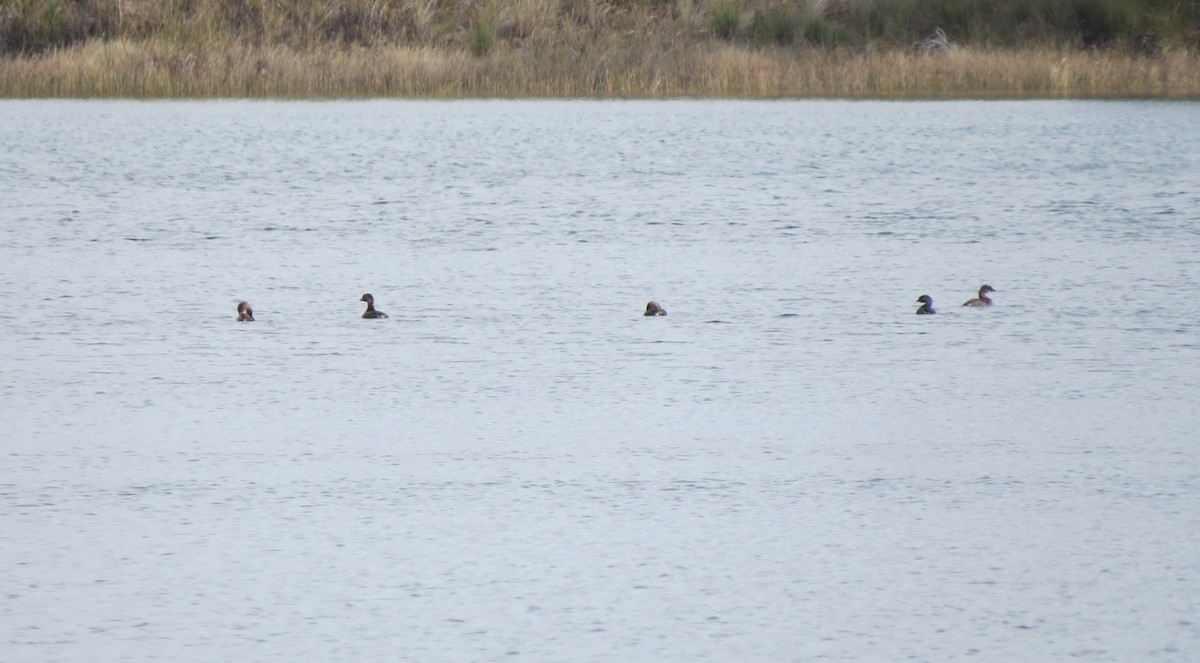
[2,99,1199,661]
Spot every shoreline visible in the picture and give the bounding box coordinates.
[2,40,1197,99]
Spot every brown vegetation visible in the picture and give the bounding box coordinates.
[1,0,1197,98]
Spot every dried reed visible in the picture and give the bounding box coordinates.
[2,38,1196,98]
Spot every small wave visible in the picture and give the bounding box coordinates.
[261,225,317,232]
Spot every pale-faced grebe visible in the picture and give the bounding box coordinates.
[644,301,667,316]
[963,284,996,307]
[237,301,254,321]
[916,295,935,315]
[360,293,389,319]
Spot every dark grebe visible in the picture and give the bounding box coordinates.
[915,295,935,315]
[644,301,667,317]
[360,293,389,319]
[963,284,996,307]
[237,301,254,321]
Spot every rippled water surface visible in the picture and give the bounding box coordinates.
[2,100,1199,661]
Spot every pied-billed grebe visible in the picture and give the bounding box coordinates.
[963,284,996,307]
[916,295,935,315]
[360,293,389,319]
[644,301,667,317]
[237,301,254,321]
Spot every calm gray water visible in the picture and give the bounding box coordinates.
[2,100,1199,661]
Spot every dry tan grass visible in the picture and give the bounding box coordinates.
[1,39,1196,98]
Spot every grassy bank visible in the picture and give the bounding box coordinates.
[2,39,1196,98]
[2,0,1198,98]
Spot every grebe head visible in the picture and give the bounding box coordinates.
[360,293,375,305]
[915,295,935,314]
[237,301,254,321]
[644,301,667,316]
[979,284,996,295]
